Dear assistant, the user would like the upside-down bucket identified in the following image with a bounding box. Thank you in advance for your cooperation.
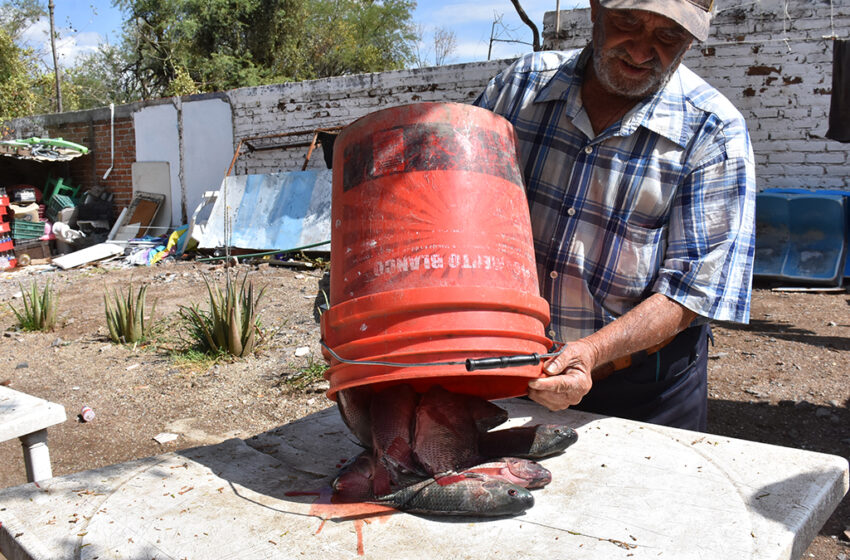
[321,102,550,401]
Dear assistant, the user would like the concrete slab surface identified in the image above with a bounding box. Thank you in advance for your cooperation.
[0,399,846,560]
[0,386,66,442]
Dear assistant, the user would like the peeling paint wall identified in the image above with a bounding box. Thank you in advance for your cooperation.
[226,61,509,175]
[544,0,850,190]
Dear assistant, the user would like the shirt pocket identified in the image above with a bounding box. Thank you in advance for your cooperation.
[597,218,666,313]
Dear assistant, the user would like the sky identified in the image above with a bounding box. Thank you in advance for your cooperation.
[18,0,590,69]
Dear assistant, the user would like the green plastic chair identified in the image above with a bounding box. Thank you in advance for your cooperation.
[44,176,80,203]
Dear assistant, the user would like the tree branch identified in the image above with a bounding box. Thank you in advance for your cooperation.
[509,0,540,51]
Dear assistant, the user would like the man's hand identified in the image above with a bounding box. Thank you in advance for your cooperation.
[526,293,698,412]
[527,339,598,411]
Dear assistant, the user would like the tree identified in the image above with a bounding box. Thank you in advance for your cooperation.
[62,44,137,108]
[0,0,44,121]
[433,26,456,66]
[114,0,417,99]
[0,0,43,40]
[0,26,38,121]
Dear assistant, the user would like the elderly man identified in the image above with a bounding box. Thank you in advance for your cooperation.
[475,0,756,431]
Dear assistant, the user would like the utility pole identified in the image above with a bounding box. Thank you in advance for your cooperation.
[48,0,63,113]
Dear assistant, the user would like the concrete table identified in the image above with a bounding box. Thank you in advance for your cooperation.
[0,399,846,560]
[0,386,67,483]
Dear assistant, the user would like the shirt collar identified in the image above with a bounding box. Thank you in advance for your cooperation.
[534,47,693,149]
[533,47,589,121]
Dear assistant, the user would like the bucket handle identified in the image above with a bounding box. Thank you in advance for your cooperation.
[320,339,561,372]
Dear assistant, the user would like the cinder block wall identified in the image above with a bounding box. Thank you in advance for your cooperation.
[543,0,850,190]
[227,61,508,175]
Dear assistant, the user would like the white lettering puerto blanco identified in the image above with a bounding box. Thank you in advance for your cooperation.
[373,253,507,278]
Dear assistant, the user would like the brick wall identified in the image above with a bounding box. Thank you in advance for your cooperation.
[543,0,850,191]
[3,105,140,213]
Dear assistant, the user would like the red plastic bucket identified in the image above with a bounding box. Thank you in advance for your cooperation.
[321,102,550,400]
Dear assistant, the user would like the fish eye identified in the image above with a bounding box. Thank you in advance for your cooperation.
[508,489,517,496]
[553,429,562,434]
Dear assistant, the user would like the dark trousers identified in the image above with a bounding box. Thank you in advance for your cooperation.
[572,324,710,431]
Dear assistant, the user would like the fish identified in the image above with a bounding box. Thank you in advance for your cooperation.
[332,451,381,502]
[412,385,481,475]
[371,471,534,517]
[463,458,551,489]
[333,383,576,514]
[478,424,578,460]
[463,394,509,432]
[336,385,374,448]
[370,384,421,478]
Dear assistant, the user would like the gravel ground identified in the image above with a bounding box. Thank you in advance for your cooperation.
[0,259,847,559]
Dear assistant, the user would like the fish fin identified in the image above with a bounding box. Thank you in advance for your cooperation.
[383,437,427,477]
[465,397,509,432]
[371,460,392,498]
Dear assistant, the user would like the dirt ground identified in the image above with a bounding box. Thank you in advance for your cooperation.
[0,258,847,559]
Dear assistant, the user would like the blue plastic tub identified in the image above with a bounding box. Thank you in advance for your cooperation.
[755,189,848,285]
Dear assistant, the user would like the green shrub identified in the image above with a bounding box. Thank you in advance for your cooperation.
[9,280,57,331]
[104,284,157,344]
[179,273,266,357]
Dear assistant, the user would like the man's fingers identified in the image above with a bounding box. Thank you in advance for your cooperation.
[527,387,567,411]
[542,352,570,375]
[528,374,569,391]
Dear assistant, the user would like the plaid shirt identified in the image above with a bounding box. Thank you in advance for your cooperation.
[475,49,756,342]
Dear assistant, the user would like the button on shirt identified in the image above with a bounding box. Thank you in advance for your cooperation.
[475,49,756,342]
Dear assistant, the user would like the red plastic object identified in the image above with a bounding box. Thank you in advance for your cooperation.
[321,102,550,401]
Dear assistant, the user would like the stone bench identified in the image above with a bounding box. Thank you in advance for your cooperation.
[0,386,67,483]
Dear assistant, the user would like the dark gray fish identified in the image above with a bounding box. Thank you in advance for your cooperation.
[372,472,534,517]
[478,424,578,460]
[464,394,509,432]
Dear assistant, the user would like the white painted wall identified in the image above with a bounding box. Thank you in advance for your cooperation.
[133,104,181,227]
[133,98,234,226]
[182,99,234,226]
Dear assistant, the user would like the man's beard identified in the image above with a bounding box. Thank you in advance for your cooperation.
[591,26,689,99]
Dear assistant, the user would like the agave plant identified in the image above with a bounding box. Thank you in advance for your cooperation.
[179,273,266,357]
[10,279,57,332]
[104,284,157,344]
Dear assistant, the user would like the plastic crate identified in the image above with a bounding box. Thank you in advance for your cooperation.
[11,220,45,240]
[14,239,51,262]
[46,194,75,222]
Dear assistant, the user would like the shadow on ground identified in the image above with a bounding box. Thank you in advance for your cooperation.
[707,396,850,537]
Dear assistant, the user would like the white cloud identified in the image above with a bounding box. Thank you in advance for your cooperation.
[416,0,591,64]
[18,17,108,67]
[56,31,104,64]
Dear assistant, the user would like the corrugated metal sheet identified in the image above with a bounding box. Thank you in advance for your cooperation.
[198,170,331,251]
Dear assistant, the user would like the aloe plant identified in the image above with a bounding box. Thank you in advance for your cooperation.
[104,284,157,344]
[179,273,266,357]
[9,280,57,331]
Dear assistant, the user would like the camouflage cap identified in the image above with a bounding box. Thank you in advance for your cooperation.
[599,0,713,42]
